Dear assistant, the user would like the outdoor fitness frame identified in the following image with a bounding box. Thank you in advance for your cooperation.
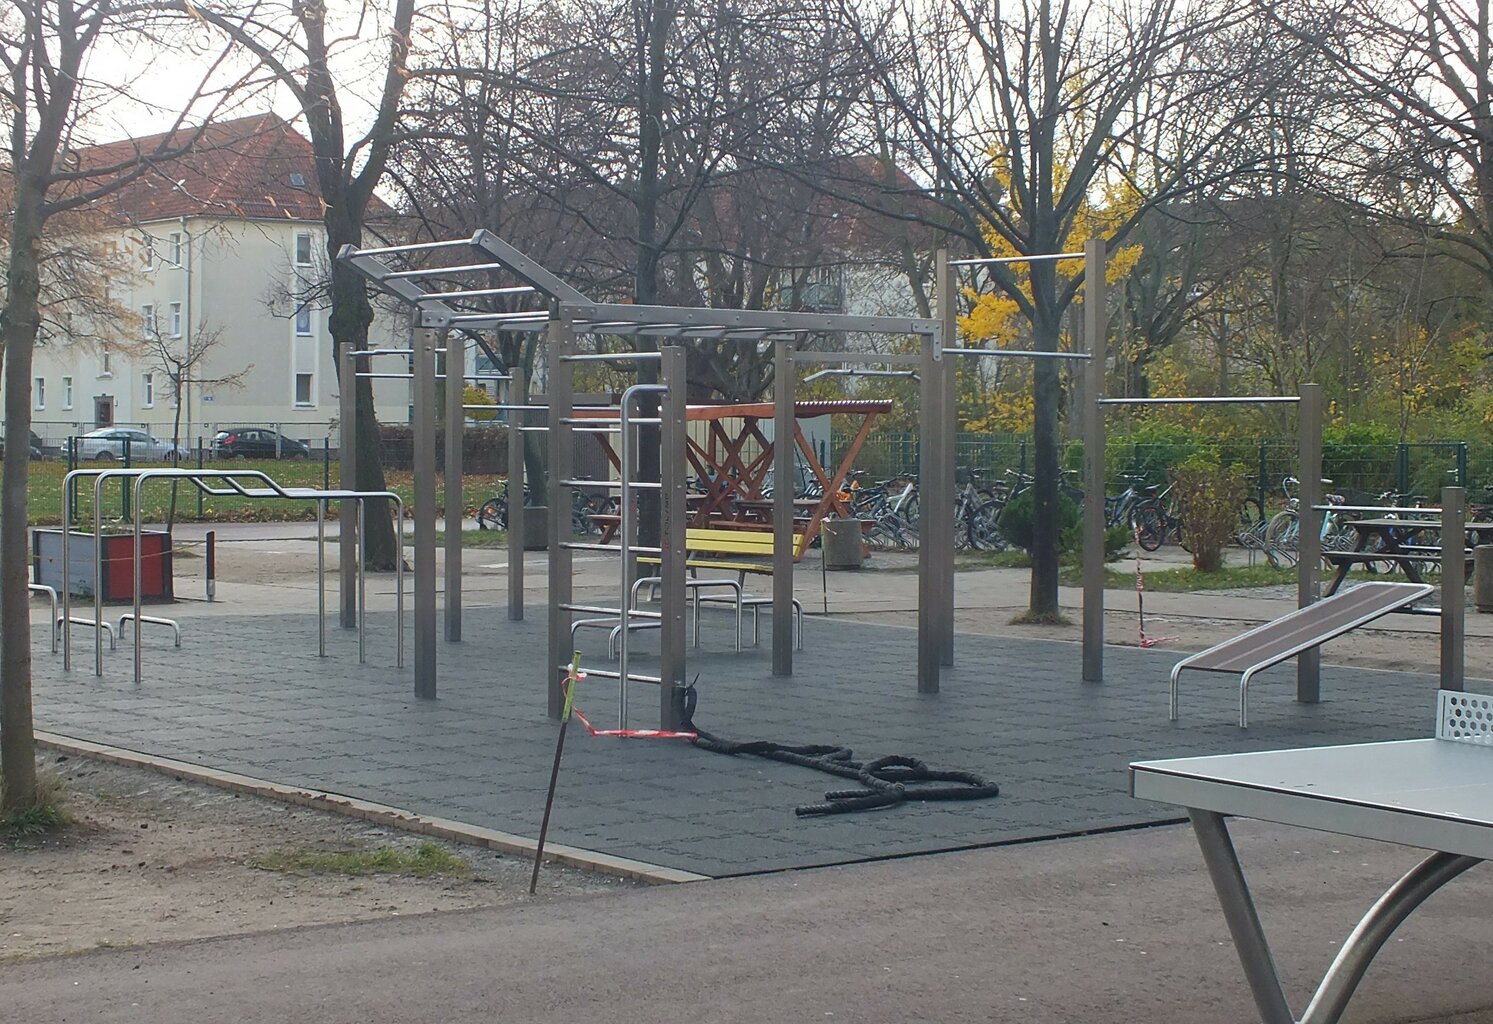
[341,231,948,727]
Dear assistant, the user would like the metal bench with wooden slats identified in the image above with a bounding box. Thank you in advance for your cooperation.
[1170,581,1435,728]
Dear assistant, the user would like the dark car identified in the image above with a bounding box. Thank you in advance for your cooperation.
[211,428,310,460]
[1,430,46,460]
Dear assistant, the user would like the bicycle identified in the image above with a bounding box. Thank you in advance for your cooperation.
[1260,476,1353,569]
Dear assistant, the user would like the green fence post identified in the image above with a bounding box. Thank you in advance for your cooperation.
[1257,442,1266,512]
[1396,443,1409,496]
[1457,442,1468,488]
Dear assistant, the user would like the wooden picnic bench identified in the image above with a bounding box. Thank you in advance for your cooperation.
[1169,581,1435,727]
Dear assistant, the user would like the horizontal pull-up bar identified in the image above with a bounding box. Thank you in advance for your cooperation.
[341,237,478,258]
[802,368,919,383]
[1099,396,1301,405]
[383,262,509,280]
[356,372,414,380]
[791,351,922,367]
[944,348,1090,360]
[346,348,413,358]
[560,351,662,363]
[419,286,536,301]
[949,252,1085,267]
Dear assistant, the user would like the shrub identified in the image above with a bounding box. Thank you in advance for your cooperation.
[998,489,1081,554]
[1171,456,1250,572]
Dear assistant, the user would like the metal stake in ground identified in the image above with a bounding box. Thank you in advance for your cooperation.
[531,652,582,895]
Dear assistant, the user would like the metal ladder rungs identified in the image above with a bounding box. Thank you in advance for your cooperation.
[575,667,663,684]
[560,603,662,618]
[559,542,663,554]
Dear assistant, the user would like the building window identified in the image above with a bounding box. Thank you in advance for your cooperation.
[34,378,44,410]
[101,351,113,377]
[63,376,73,410]
[295,304,312,336]
[142,372,155,408]
[290,172,306,188]
[295,231,313,266]
[141,304,156,338]
[170,302,182,337]
[295,372,314,407]
[169,232,182,265]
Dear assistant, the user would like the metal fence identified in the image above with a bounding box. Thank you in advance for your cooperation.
[836,431,1493,507]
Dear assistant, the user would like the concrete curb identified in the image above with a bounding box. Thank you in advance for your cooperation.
[35,730,708,886]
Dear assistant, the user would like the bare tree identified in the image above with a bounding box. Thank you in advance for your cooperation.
[0,0,239,813]
[844,0,1291,619]
[140,319,250,528]
[171,0,419,570]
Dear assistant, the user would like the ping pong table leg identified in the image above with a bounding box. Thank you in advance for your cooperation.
[1191,809,1483,1024]
[1298,850,1478,1024]
[1189,810,1297,1024]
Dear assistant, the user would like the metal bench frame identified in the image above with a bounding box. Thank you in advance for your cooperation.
[1170,581,1434,728]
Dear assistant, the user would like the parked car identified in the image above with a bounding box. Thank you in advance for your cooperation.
[211,428,310,460]
[0,431,45,460]
[64,428,189,462]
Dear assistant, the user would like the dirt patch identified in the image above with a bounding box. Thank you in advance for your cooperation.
[0,754,637,961]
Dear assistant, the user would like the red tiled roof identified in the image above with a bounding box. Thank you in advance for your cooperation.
[76,113,329,223]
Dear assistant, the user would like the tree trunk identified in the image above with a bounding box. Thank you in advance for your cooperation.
[1028,260,1063,619]
[0,190,43,812]
[328,254,399,570]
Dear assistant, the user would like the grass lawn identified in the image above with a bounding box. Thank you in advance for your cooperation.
[1083,563,1297,591]
[24,459,506,527]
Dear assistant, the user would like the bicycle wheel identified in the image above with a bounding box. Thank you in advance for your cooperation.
[476,497,506,531]
[968,500,1006,551]
[1263,510,1298,569]
[1132,504,1165,552]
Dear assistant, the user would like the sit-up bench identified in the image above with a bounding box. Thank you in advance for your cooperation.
[1170,581,1434,728]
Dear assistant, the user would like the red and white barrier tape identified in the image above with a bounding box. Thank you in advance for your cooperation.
[566,670,699,740]
[1134,529,1176,649]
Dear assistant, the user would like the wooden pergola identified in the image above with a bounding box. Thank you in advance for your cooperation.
[577,398,893,558]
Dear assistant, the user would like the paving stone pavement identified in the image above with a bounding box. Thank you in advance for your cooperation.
[31,606,1469,877]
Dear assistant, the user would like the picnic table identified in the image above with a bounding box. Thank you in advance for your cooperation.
[1323,518,1493,596]
[1131,689,1493,1024]
[573,399,893,558]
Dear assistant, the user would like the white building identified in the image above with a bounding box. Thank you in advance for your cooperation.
[30,113,407,450]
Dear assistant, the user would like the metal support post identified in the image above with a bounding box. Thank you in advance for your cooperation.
[444,331,463,642]
[338,345,358,628]
[547,318,576,719]
[940,314,956,666]
[917,294,944,693]
[659,346,689,729]
[316,502,325,656]
[508,364,526,620]
[1081,238,1107,683]
[772,339,795,677]
[1297,383,1323,702]
[1440,485,1465,691]
[413,329,439,698]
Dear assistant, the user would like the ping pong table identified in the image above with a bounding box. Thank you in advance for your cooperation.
[1130,689,1493,1024]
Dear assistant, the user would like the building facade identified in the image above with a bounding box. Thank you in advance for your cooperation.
[29,114,408,450]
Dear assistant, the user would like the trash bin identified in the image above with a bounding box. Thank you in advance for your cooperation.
[821,518,865,570]
[1475,545,1493,613]
[522,506,549,551]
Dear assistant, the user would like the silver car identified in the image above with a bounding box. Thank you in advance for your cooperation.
[65,428,189,462]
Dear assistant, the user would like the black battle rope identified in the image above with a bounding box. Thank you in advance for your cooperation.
[679,684,1000,817]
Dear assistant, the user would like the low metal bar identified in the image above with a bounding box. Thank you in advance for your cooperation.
[517,426,550,433]
[29,584,58,654]
[576,667,663,684]
[493,404,549,411]
[346,348,414,358]
[948,252,1085,266]
[560,351,663,364]
[561,417,662,425]
[356,372,415,380]
[1099,396,1301,405]
[559,479,660,490]
[118,613,181,648]
[58,616,115,650]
